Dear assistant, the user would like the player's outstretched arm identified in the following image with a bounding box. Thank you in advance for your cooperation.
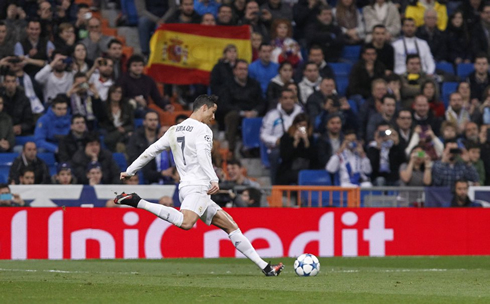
[126,128,172,176]
[120,172,131,180]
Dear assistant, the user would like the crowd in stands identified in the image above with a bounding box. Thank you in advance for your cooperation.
[2,0,490,208]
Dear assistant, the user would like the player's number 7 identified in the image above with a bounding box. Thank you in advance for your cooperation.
[177,136,186,165]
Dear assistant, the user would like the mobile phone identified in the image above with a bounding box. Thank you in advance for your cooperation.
[417,151,425,158]
[84,12,92,20]
[63,57,73,65]
[0,193,13,201]
[79,82,89,90]
[449,148,461,154]
[8,57,22,64]
[299,126,306,134]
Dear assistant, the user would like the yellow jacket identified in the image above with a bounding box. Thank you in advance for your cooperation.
[405,2,448,31]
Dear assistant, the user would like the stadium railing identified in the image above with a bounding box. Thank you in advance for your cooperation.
[269,186,361,207]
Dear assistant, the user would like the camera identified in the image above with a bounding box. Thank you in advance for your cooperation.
[84,12,92,20]
[298,126,306,134]
[63,57,73,65]
[378,129,392,137]
[79,82,89,90]
[0,193,13,201]
[8,57,22,64]
[449,148,461,154]
[417,151,425,158]
[99,58,107,66]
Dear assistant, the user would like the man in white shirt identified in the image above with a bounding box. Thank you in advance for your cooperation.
[116,95,284,276]
[298,62,322,105]
[392,18,435,75]
[34,52,74,104]
[87,57,115,101]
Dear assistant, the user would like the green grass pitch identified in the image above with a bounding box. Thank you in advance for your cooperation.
[1,257,490,303]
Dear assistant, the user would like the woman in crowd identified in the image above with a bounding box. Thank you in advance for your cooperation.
[270,19,302,68]
[420,80,445,118]
[400,146,433,186]
[276,113,316,185]
[72,42,92,73]
[266,61,295,110]
[445,10,472,65]
[333,0,365,44]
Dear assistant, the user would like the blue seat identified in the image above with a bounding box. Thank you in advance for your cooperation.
[347,99,358,115]
[329,63,352,78]
[242,118,263,149]
[298,170,331,186]
[15,136,35,147]
[336,77,349,96]
[456,63,474,79]
[37,153,56,166]
[341,45,361,63]
[0,153,19,166]
[113,153,128,171]
[436,62,454,75]
[0,167,9,183]
[259,141,270,168]
[441,82,458,108]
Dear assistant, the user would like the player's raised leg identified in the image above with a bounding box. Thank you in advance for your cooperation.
[211,209,284,276]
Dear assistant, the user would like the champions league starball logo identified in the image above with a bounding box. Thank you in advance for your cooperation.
[162,37,189,65]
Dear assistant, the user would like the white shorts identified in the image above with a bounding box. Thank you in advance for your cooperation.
[179,185,222,226]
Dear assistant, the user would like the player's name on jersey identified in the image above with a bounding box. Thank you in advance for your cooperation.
[176,125,194,132]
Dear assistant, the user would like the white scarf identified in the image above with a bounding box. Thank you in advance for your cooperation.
[374,2,388,22]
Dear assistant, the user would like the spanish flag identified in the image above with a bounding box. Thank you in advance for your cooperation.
[147,24,252,85]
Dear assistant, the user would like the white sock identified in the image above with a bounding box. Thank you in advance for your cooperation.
[137,199,183,227]
[229,229,268,270]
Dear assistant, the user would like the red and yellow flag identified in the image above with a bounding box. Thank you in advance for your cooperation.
[147,24,252,85]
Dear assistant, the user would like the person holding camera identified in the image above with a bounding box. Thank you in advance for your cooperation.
[35,51,75,104]
[0,184,25,207]
[367,122,406,186]
[432,140,480,188]
[239,1,272,43]
[326,130,372,187]
[87,57,114,101]
[399,146,433,186]
[66,72,104,130]
[366,94,397,143]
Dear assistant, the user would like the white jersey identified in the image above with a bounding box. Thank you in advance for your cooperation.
[126,118,219,188]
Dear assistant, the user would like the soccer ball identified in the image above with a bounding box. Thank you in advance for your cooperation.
[294,253,320,277]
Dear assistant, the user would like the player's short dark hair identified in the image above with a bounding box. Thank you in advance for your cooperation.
[175,114,189,124]
[107,38,122,49]
[227,159,242,167]
[245,187,262,205]
[193,95,218,112]
[71,114,86,124]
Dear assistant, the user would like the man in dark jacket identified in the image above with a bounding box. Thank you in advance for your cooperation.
[57,114,88,162]
[210,44,237,96]
[0,96,15,152]
[471,2,490,57]
[166,0,201,24]
[466,54,490,101]
[8,142,51,184]
[347,45,386,99]
[239,1,271,42]
[219,59,264,154]
[412,95,442,137]
[0,72,34,135]
[305,5,344,63]
[71,133,121,185]
[415,9,447,62]
[126,111,159,164]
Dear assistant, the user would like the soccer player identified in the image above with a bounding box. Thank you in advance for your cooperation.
[115,95,284,276]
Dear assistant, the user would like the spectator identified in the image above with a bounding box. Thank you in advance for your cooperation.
[462,122,480,146]
[332,0,366,45]
[467,54,490,102]
[395,109,413,152]
[210,44,237,97]
[58,114,88,162]
[0,96,14,153]
[71,42,92,73]
[0,21,15,58]
[421,79,445,118]
[167,0,201,24]
[251,32,263,62]
[9,142,50,184]
[81,18,113,62]
[367,122,406,185]
[34,52,75,104]
[201,13,216,25]
[315,94,358,135]
[458,0,484,31]
[0,72,34,135]
[386,73,402,103]
[235,187,262,207]
[37,1,54,39]
[305,5,344,63]
[400,54,431,108]
[135,0,177,57]
[127,111,159,163]
[412,95,442,136]
[66,72,104,130]
[363,0,401,42]
[472,3,490,58]
[53,22,76,56]
[293,0,323,39]
[365,25,395,72]
[366,95,397,143]
[248,43,279,98]
[415,9,447,62]
[451,179,481,207]
[276,113,316,185]
[98,85,135,152]
[266,61,294,111]
[87,57,115,101]
[445,10,472,65]
[306,77,337,124]
[405,124,444,160]
[3,4,27,45]
[399,145,433,186]
[286,82,301,106]
[51,162,76,184]
[433,141,480,187]
[14,19,55,76]
[359,78,388,140]
[117,54,173,118]
[141,125,176,185]
[446,92,471,134]
[440,120,459,144]
[458,81,479,117]
[347,45,386,100]
[261,0,293,21]
[466,142,485,185]
[0,184,25,206]
[85,161,103,185]
[306,46,335,80]
[298,62,322,106]
[217,5,235,26]
[393,18,435,75]
[261,88,303,184]
[239,1,271,43]
[71,133,121,185]
[270,19,302,68]
[327,130,372,187]
[73,3,90,41]
[405,0,448,31]
[105,39,126,80]
[220,60,264,155]
[34,96,71,153]
[18,167,35,185]
[317,114,344,168]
